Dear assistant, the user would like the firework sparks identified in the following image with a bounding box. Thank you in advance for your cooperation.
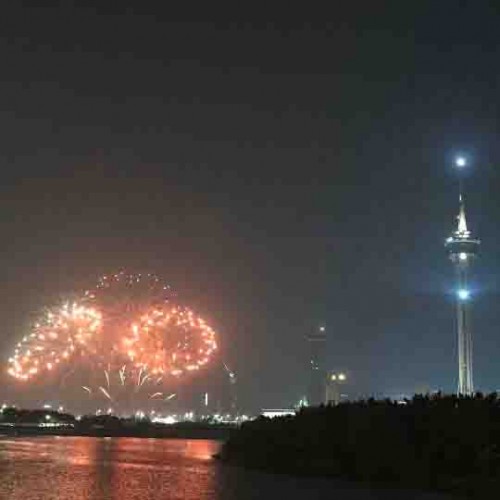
[6,272,218,408]
[99,386,112,401]
[119,365,126,386]
[7,303,102,381]
[123,305,217,377]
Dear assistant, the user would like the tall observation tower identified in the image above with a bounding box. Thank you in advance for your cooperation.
[445,156,480,396]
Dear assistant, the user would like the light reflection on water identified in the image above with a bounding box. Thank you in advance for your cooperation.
[0,437,219,499]
[0,436,452,500]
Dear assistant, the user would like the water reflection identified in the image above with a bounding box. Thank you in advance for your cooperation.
[0,437,219,500]
[0,436,451,500]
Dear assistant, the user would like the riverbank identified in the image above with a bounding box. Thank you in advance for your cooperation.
[0,408,234,440]
[219,394,500,498]
[0,424,233,440]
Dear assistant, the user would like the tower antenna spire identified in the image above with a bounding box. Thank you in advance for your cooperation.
[457,193,469,236]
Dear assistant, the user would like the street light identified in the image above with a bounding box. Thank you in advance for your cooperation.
[455,156,466,168]
[457,289,470,301]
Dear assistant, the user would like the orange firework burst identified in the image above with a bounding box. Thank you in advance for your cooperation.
[123,305,217,377]
[7,273,218,409]
[8,272,217,409]
[7,303,102,381]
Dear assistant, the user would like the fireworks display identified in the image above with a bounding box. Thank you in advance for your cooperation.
[125,305,217,376]
[8,303,102,381]
[6,272,218,408]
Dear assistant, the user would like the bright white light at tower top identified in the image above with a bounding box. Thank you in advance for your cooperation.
[457,289,470,300]
[459,253,467,261]
[455,156,467,168]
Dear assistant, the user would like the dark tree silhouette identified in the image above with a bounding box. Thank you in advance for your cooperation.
[221,393,500,497]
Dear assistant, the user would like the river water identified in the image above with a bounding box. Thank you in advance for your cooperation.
[0,436,451,499]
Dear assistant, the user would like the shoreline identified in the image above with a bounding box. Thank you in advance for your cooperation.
[0,425,234,440]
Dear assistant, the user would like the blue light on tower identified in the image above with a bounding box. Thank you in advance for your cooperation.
[455,156,467,168]
[457,289,470,301]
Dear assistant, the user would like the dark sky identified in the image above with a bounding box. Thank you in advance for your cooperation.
[1,2,500,410]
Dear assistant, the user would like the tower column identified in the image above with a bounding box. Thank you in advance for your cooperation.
[455,263,473,395]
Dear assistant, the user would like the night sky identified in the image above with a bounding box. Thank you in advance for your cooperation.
[1,2,500,411]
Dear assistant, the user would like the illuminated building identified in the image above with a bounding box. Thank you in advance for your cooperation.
[325,371,347,405]
[261,409,295,418]
[445,156,480,396]
[305,325,326,406]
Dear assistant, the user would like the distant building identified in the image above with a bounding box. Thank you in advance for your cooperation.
[223,363,238,416]
[305,326,327,406]
[261,409,295,418]
[325,371,348,405]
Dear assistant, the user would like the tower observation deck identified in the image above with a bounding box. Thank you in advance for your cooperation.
[445,158,480,396]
